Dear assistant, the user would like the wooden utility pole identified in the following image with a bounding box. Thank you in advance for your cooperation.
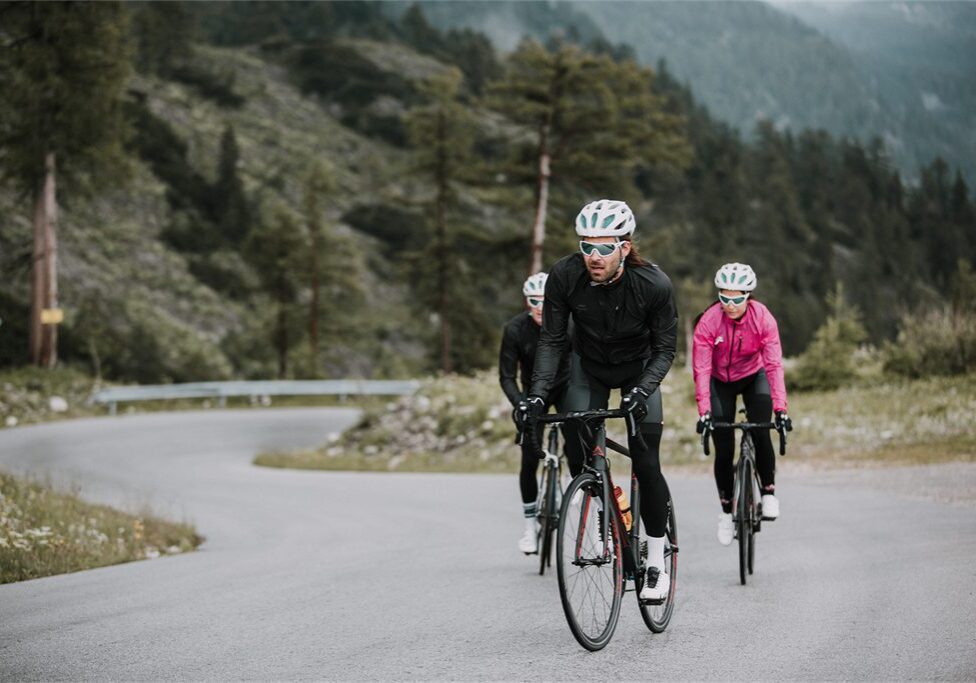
[30,152,59,367]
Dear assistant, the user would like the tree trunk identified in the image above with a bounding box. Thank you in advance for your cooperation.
[30,152,59,368]
[277,300,288,379]
[308,226,320,373]
[529,124,551,276]
[436,109,452,374]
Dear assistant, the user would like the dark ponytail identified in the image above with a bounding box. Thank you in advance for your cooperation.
[624,239,649,267]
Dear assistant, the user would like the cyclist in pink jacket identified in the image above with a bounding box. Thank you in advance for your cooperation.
[692,263,792,546]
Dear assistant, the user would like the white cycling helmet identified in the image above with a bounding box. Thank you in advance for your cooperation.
[714,263,757,291]
[522,272,548,297]
[574,199,636,238]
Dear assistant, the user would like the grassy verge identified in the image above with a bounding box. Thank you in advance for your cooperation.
[255,370,976,473]
[0,470,202,584]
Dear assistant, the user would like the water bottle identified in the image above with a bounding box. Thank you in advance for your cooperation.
[614,485,632,531]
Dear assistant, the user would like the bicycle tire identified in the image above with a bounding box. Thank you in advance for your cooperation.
[538,462,557,575]
[639,492,678,633]
[557,473,623,651]
[737,457,752,586]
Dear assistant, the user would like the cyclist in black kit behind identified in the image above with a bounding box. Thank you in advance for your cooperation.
[515,199,679,602]
[499,272,575,554]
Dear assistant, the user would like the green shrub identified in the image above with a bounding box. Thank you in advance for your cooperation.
[790,284,867,391]
[882,308,976,377]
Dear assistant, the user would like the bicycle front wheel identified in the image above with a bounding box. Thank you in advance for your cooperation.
[737,458,752,586]
[538,462,558,575]
[557,473,623,651]
[640,492,678,633]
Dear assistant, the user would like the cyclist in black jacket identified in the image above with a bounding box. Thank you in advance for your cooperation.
[499,272,574,554]
[517,199,678,602]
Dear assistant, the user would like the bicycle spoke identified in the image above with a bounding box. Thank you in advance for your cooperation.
[557,476,622,650]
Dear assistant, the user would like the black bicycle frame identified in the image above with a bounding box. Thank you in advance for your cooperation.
[533,409,645,580]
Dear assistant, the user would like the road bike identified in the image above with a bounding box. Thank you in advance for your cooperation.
[530,409,678,651]
[535,423,566,576]
[702,415,787,585]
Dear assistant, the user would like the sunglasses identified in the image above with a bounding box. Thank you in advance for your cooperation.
[527,297,544,308]
[579,240,624,257]
[718,293,749,306]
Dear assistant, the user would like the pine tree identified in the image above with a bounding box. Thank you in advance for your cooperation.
[0,1,131,368]
[487,40,689,274]
[213,125,251,243]
[245,205,306,378]
[302,162,333,376]
[405,68,476,373]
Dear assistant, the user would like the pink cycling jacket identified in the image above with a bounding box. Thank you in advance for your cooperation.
[692,300,788,415]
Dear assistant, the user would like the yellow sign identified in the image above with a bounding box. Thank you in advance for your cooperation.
[40,308,64,324]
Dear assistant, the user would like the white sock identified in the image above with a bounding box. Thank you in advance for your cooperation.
[647,535,666,570]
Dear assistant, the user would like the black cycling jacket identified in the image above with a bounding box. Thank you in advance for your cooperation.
[530,253,678,400]
[498,312,570,407]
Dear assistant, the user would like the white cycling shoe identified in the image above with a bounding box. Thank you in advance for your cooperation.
[518,518,539,554]
[639,566,670,602]
[761,494,780,520]
[717,512,734,546]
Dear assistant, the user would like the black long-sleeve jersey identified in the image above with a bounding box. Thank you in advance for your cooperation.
[530,253,678,401]
[498,312,570,407]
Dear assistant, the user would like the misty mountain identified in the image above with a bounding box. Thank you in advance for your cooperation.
[395,0,975,184]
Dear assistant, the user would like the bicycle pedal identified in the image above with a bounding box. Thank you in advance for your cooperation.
[639,597,666,606]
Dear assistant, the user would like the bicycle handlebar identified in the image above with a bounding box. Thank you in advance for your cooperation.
[702,421,788,457]
[522,408,648,455]
[531,408,631,424]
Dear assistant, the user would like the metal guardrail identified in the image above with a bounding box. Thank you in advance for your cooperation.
[89,380,421,415]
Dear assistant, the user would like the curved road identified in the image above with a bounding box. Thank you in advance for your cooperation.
[1,409,974,680]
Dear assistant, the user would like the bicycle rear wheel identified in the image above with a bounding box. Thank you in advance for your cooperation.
[538,462,558,575]
[557,473,623,651]
[737,458,752,586]
[639,492,678,633]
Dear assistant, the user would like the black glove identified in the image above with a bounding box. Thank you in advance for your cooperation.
[775,411,793,432]
[620,387,650,425]
[514,395,546,429]
[696,412,713,435]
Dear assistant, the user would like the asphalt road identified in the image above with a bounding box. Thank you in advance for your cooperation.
[1,409,974,680]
